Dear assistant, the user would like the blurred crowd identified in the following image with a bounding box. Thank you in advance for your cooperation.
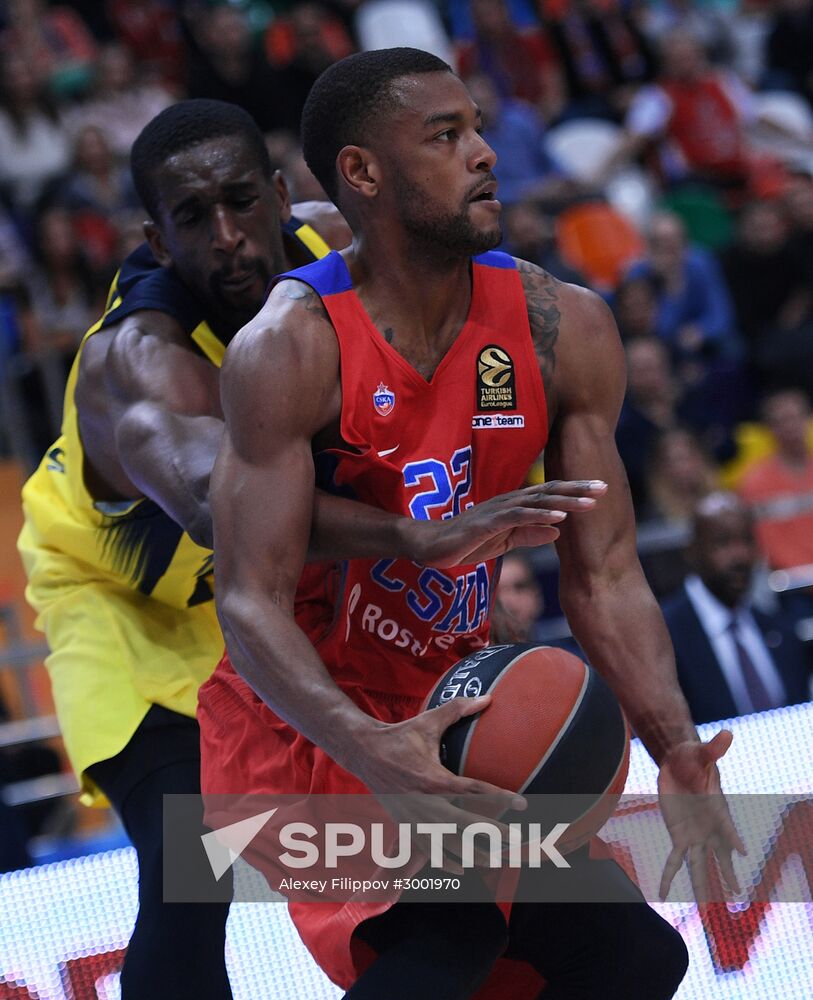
[0,0,813,733]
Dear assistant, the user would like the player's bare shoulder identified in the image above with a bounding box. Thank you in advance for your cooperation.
[228,276,337,366]
[515,257,624,415]
[221,277,341,443]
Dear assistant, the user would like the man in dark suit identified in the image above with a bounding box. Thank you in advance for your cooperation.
[662,492,812,724]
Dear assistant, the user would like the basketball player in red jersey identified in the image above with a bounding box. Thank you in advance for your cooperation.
[199,50,743,999]
[20,97,592,1000]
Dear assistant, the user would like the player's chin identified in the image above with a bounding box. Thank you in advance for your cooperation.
[467,204,502,248]
[216,274,267,313]
[474,223,502,253]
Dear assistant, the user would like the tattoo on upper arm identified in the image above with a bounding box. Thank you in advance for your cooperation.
[384,327,394,344]
[516,259,561,406]
[278,280,330,319]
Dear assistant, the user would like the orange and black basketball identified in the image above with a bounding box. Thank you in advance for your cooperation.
[423,643,630,850]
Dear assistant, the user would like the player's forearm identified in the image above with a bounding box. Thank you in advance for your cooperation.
[218,590,382,773]
[117,404,223,548]
[308,490,414,563]
[561,566,698,765]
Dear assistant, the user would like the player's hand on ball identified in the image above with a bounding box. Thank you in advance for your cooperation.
[411,480,607,568]
[656,730,746,903]
[354,694,524,871]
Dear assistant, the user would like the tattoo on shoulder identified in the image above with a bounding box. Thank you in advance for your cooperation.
[278,280,329,318]
[515,259,561,404]
[384,327,394,344]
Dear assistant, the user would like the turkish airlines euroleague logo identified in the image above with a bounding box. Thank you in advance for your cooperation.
[477,345,516,411]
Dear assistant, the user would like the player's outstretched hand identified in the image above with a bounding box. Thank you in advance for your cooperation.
[354,694,525,870]
[656,731,747,903]
[412,480,608,568]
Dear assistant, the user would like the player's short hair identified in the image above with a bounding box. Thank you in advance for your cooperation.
[301,47,452,203]
[131,99,272,220]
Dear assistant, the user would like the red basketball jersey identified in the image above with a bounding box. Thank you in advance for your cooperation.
[200,250,551,995]
[287,249,549,700]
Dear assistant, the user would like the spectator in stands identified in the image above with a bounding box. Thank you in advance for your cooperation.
[59,125,139,219]
[722,198,812,348]
[644,427,718,525]
[57,125,140,273]
[662,491,811,723]
[493,550,545,641]
[0,54,71,220]
[264,3,354,130]
[617,333,741,510]
[455,0,563,116]
[0,205,30,292]
[25,207,104,359]
[739,388,813,572]
[722,199,813,394]
[65,43,174,162]
[784,171,813,266]
[765,0,813,109]
[641,0,735,67]
[617,337,682,510]
[105,0,186,89]
[613,272,660,341]
[0,0,97,98]
[465,74,567,205]
[626,210,741,367]
[502,199,586,283]
[606,30,758,194]
[544,0,657,121]
[185,3,300,133]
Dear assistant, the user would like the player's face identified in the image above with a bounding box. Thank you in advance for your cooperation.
[381,73,501,257]
[149,135,286,332]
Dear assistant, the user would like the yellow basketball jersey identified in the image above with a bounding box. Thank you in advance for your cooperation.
[18,220,330,804]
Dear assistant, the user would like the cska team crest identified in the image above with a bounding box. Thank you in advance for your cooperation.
[373,382,396,416]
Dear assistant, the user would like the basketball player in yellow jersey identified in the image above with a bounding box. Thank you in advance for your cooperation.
[18,100,597,998]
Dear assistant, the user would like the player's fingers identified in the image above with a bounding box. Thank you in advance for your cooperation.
[719,807,747,856]
[461,776,525,806]
[701,729,734,765]
[518,494,599,512]
[487,507,568,528]
[442,855,464,875]
[716,845,742,896]
[504,526,560,549]
[688,844,709,904]
[527,480,608,497]
[423,695,492,733]
[447,773,526,814]
[659,845,685,901]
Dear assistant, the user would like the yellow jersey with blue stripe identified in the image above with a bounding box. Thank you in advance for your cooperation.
[17,218,330,805]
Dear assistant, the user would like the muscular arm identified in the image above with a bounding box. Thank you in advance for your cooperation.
[212,283,383,772]
[518,261,697,764]
[100,311,225,549]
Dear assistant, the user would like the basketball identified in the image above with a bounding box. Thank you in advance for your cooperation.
[423,643,630,849]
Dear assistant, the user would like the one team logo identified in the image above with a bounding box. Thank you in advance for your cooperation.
[476,345,517,410]
[373,382,396,416]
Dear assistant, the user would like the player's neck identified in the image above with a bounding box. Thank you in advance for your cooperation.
[349,232,473,341]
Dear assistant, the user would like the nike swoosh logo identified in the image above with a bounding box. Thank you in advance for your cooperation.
[378,445,400,457]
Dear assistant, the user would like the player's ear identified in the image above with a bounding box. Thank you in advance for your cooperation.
[272,169,292,224]
[337,145,379,200]
[143,221,172,269]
